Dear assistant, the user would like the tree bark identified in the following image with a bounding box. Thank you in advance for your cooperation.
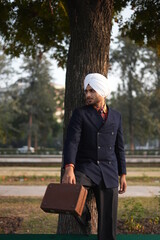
[57,0,113,234]
[128,73,134,151]
[27,114,32,150]
[34,133,38,152]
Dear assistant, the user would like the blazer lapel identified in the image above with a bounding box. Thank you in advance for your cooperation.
[85,105,104,130]
[100,107,114,131]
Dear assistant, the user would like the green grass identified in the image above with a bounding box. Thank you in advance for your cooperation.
[0,175,160,186]
[0,197,159,234]
[0,175,60,185]
[0,166,160,185]
[118,197,160,220]
[126,176,160,186]
[0,197,58,234]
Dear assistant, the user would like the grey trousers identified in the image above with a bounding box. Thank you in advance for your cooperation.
[75,170,118,240]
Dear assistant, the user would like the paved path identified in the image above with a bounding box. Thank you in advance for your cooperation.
[0,155,160,163]
[0,185,159,197]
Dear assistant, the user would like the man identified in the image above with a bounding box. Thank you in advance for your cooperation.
[62,73,127,240]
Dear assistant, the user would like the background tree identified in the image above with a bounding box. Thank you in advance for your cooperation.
[1,1,159,66]
[110,37,139,150]
[110,38,160,150]
[0,98,19,146]
[0,45,13,86]
[120,0,160,55]
[0,57,64,149]
[140,48,160,148]
[0,0,70,68]
[16,56,56,150]
[109,87,154,150]
[0,45,16,145]
[110,37,154,150]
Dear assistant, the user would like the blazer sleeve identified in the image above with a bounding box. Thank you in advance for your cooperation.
[63,108,82,166]
[115,114,127,176]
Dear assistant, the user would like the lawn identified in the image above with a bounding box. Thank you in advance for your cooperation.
[0,197,58,234]
[0,166,160,186]
[0,196,160,234]
[0,166,160,235]
[0,175,60,185]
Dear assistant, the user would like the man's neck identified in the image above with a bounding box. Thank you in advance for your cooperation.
[93,102,107,114]
[94,101,105,109]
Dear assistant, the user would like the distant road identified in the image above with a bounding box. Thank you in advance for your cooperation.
[0,155,160,166]
[0,155,61,166]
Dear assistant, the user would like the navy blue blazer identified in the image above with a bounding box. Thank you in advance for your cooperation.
[63,105,126,188]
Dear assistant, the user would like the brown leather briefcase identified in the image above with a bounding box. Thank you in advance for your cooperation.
[40,183,88,217]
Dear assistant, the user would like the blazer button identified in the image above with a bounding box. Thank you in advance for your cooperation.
[110,146,112,150]
[97,161,100,164]
[98,146,101,149]
[112,132,114,135]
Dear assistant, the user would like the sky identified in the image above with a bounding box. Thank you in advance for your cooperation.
[3,5,133,92]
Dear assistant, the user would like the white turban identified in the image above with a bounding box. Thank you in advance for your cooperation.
[84,73,110,98]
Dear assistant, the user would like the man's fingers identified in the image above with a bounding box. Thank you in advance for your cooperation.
[62,176,76,184]
[119,189,125,194]
[72,177,76,184]
[68,176,74,184]
[118,188,125,194]
[119,182,127,194]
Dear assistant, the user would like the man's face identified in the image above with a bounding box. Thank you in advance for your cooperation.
[84,85,104,106]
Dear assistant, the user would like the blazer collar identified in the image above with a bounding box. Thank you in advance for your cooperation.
[86,105,114,130]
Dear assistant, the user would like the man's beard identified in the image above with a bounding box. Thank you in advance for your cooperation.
[86,98,95,105]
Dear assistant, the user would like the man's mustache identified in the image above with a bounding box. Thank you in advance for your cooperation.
[86,97,92,100]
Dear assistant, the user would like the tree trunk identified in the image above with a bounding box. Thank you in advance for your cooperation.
[27,114,32,150]
[57,0,113,234]
[128,74,134,151]
[34,133,38,152]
